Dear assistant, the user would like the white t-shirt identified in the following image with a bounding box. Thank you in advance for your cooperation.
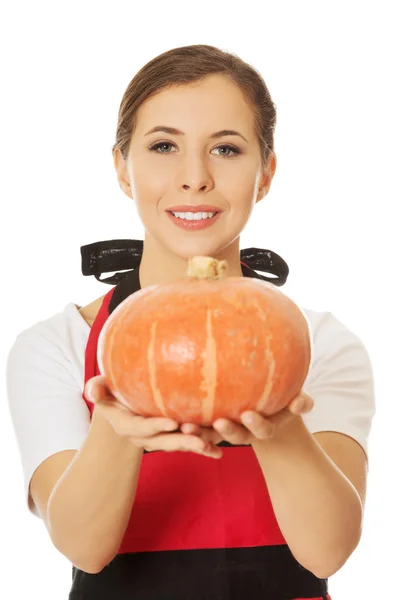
[6,302,376,518]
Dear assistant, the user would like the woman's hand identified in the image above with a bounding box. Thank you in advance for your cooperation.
[180,392,314,446]
[84,375,223,458]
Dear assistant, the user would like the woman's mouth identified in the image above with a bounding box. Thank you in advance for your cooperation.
[166,210,222,231]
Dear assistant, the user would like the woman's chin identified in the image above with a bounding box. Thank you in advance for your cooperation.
[171,243,225,262]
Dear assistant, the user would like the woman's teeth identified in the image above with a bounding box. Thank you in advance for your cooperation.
[171,211,217,220]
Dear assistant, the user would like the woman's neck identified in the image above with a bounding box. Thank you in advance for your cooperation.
[138,234,244,289]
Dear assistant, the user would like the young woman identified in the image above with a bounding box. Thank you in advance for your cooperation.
[6,44,375,600]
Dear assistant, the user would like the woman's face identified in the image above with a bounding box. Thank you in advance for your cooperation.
[114,73,276,260]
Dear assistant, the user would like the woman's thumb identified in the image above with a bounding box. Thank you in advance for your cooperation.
[84,376,109,403]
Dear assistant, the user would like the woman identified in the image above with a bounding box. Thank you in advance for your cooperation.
[6,44,375,599]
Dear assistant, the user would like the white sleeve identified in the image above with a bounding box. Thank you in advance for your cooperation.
[302,312,376,465]
[6,329,91,518]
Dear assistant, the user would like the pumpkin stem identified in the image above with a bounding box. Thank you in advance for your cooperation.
[186,256,229,280]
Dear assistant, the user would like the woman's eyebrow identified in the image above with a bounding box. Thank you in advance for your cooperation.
[144,126,248,143]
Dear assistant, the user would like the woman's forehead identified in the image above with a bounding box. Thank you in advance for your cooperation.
[135,77,254,136]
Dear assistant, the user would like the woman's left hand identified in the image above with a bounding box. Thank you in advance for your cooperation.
[180,392,314,446]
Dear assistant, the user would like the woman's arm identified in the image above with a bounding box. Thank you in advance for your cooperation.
[46,374,222,574]
[47,406,143,573]
[251,414,365,579]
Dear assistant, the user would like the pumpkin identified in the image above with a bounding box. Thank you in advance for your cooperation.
[97,256,312,425]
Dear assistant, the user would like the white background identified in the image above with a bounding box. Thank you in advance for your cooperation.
[1,1,398,598]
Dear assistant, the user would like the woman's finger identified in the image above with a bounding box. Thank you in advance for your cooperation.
[180,423,223,445]
[213,418,251,445]
[84,375,112,402]
[138,432,223,458]
[288,392,314,414]
[95,398,179,437]
[143,432,206,452]
[180,423,200,435]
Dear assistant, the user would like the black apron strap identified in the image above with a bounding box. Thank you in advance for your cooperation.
[81,239,289,286]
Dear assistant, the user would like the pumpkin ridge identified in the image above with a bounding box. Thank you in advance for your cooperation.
[200,308,217,424]
[256,334,276,414]
[148,320,167,416]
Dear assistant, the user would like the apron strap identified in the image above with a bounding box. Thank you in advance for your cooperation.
[81,239,289,286]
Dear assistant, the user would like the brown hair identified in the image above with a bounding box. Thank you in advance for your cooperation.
[112,44,277,167]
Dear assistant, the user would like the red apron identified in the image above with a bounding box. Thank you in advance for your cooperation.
[69,268,332,600]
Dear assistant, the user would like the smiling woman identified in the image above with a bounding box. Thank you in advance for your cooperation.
[6,43,375,600]
[112,68,277,284]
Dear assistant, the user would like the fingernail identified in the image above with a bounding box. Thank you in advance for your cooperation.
[165,421,178,431]
[85,381,95,402]
[294,398,305,412]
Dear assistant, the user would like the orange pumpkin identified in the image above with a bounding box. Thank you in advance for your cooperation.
[98,256,311,425]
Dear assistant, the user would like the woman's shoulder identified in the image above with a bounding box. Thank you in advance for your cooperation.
[78,294,107,327]
[7,293,109,372]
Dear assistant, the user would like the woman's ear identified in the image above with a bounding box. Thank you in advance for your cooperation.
[256,152,277,203]
[113,148,133,199]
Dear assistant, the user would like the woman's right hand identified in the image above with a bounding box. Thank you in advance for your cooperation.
[84,375,223,459]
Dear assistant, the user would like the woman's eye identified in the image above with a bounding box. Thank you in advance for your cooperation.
[150,142,175,153]
[149,142,240,156]
[212,145,240,157]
